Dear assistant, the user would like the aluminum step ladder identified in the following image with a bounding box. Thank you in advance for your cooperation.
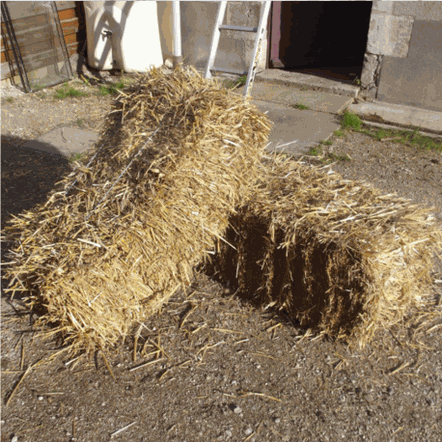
[204,1,271,98]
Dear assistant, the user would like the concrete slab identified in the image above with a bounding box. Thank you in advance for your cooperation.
[256,69,359,98]
[19,100,340,160]
[241,82,352,114]
[253,99,341,155]
[348,101,442,135]
[23,127,99,158]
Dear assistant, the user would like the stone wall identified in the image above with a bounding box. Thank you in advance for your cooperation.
[180,1,267,74]
[361,1,442,112]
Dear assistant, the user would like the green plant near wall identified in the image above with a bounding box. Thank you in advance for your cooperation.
[98,80,126,96]
[223,74,248,90]
[235,75,247,87]
[341,111,362,131]
[339,111,441,153]
[370,127,442,152]
[54,85,89,99]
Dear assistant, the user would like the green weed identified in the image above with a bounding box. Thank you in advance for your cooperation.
[54,85,89,99]
[329,153,351,162]
[292,103,309,110]
[98,80,126,96]
[223,75,248,90]
[69,153,85,163]
[374,129,388,140]
[341,111,362,131]
[320,140,333,146]
[236,75,247,87]
[308,140,351,163]
[30,83,47,92]
[407,132,442,152]
[307,145,323,157]
[363,127,442,152]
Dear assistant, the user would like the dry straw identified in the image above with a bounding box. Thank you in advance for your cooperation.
[2,65,272,354]
[207,154,442,346]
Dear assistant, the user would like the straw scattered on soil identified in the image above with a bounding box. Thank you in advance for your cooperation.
[2,65,272,355]
[206,153,442,346]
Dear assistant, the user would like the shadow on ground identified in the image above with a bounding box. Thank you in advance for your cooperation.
[1,135,72,296]
[1,135,71,227]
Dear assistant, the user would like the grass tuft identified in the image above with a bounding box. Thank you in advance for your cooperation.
[363,127,442,152]
[341,112,362,131]
[98,80,126,96]
[308,145,323,157]
[292,103,309,110]
[69,153,85,163]
[54,85,89,100]
[320,140,333,146]
[223,75,248,90]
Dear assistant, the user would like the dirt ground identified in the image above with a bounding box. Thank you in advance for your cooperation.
[1,81,442,442]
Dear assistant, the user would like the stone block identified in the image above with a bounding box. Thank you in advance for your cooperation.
[367,14,414,57]
[226,1,261,27]
[393,2,442,21]
[378,20,442,112]
[361,53,378,85]
[372,1,394,14]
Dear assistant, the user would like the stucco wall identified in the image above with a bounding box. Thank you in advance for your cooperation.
[361,1,442,112]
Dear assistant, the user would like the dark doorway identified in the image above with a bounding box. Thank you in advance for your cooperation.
[270,1,372,84]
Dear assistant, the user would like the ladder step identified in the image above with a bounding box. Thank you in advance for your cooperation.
[204,1,271,97]
[210,67,248,75]
[218,25,258,32]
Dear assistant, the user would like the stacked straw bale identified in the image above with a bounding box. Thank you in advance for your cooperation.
[2,66,272,354]
[208,154,442,345]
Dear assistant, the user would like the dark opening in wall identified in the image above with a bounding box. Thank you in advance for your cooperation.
[271,1,373,84]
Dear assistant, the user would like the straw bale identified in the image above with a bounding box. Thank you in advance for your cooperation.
[2,65,272,354]
[207,155,442,345]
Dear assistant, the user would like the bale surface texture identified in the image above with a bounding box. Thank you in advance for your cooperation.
[208,155,442,345]
[2,66,272,354]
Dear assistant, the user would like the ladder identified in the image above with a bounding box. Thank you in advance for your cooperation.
[204,1,271,98]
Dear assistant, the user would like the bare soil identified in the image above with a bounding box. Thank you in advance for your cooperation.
[1,84,442,442]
